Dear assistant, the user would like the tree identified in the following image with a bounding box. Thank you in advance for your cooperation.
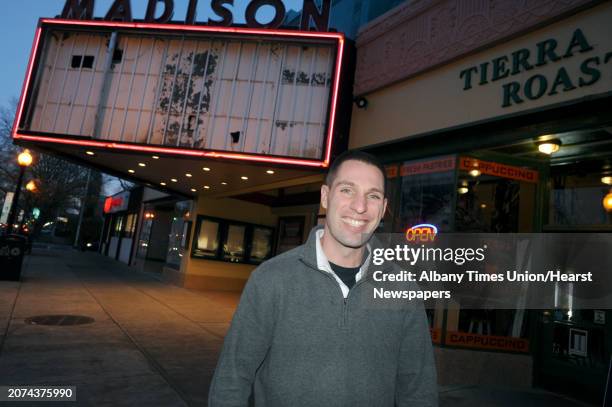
[0,101,103,240]
[0,99,20,198]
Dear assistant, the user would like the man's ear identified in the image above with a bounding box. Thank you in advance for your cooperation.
[383,198,388,217]
[321,184,329,210]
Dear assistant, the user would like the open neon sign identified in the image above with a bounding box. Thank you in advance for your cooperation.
[405,223,438,243]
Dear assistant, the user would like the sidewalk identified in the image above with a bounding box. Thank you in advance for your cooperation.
[0,246,594,406]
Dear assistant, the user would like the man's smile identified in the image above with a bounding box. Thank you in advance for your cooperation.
[341,217,368,228]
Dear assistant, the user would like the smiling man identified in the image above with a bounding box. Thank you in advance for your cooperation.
[209,150,438,407]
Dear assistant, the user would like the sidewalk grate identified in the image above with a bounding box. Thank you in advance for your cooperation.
[24,315,95,326]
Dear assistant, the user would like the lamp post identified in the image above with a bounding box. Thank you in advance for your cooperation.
[5,150,33,235]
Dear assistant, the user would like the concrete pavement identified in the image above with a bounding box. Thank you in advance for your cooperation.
[0,245,595,406]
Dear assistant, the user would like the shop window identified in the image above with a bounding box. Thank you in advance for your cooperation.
[223,224,246,262]
[398,156,455,232]
[192,215,274,264]
[193,219,221,259]
[548,319,606,368]
[113,216,124,237]
[249,227,273,264]
[548,169,612,228]
[456,309,529,337]
[443,309,531,353]
[455,157,536,233]
[276,216,304,254]
[136,217,153,259]
[123,213,137,238]
[166,201,192,270]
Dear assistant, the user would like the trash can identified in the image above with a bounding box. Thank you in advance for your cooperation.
[0,234,26,281]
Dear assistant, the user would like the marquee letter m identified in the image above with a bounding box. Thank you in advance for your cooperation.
[61,0,94,19]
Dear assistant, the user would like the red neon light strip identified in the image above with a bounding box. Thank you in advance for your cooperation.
[324,37,344,166]
[14,19,344,169]
[39,18,344,41]
[12,26,42,138]
[12,134,327,168]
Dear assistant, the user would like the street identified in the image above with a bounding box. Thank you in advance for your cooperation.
[0,246,594,406]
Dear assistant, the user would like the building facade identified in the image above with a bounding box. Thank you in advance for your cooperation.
[350,0,612,401]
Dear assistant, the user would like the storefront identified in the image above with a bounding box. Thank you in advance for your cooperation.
[131,188,190,275]
[100,188,142,264]
[13,10,353,292]
[350,0,612,402]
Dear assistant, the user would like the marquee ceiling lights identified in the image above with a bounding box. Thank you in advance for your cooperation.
[601,176,612,185]
[458,180,469,195]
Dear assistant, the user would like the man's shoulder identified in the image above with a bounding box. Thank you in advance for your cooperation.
[251,245,307,279]
[258,245,305,269]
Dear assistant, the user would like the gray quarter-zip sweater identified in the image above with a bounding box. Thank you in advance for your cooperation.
[209,227,438,406]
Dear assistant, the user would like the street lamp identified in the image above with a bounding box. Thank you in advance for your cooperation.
[25,180,37,192]
[5,150,33,235]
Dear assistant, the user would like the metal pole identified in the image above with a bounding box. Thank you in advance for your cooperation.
[93,32,119,138]
[5,166,26,235]
[73,169,92,248]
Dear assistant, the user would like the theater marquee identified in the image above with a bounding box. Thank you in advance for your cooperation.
[13,18,345,168]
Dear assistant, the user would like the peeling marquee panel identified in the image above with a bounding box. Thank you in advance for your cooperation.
[15,19,344,166]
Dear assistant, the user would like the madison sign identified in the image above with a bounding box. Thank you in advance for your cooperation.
[61,0,331,31]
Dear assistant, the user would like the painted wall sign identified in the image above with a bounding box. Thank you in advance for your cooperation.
[349,3,612,150]
[446,331,530,353]
[61,0,331,31]
[385,164,398,179]
[459,157,539,184]
[459,28,612,107]
[400,156,455,177]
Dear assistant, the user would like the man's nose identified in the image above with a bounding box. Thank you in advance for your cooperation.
[350,194,367,213]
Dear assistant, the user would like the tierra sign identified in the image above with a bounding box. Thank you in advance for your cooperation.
[61,0,331,31]
[459,28,612,108]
